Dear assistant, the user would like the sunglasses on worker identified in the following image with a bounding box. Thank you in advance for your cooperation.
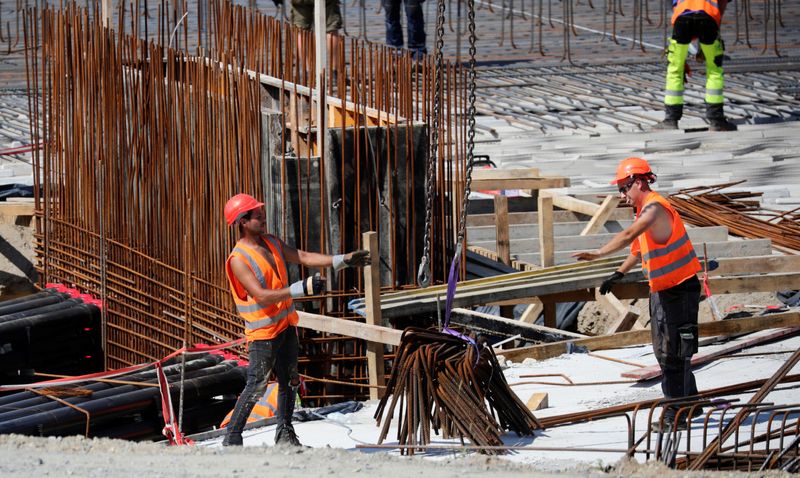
[618,178,636,194]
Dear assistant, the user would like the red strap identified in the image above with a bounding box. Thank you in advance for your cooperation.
[155,362,194,446]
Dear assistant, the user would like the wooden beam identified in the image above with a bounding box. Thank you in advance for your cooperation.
[470,176,569,191]
[541,191,603,216]
[363,232,386,399]
[501,311,800,363]
[519,299,544,324]
[581,195,621,236]
[538,195,554,268]
[471,168,541,180]
[467,209,632,227]
[297,312,401,346]
[595,288,640,334]
[621,328,800,381]
[494,195,511,266]
[710,255,800,276]
[449,307,586,343]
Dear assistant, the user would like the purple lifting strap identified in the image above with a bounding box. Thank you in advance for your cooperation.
[442,248,479,358]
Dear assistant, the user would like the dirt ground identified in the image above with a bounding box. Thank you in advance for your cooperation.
[0,434,792,478]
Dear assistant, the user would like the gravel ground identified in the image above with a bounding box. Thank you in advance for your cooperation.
[0,434,791,478]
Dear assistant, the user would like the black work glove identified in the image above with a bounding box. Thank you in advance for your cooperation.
[272,0,283,6]
[344,250,371,268]
[599,271,624,295]
[290,273,325,298]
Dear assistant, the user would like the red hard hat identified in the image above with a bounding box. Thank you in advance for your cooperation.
[611,157,653,184]
[224,193,264,226]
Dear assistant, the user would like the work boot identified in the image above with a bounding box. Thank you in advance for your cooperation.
[706,103,737,131]
[222,432,243,446]
[652,104,683,130]
[274,423,302,447]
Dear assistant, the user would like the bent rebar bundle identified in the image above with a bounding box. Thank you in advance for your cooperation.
[374,327,541,455]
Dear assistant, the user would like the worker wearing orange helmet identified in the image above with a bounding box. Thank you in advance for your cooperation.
[221,193,370,447]
[573,158,702,430]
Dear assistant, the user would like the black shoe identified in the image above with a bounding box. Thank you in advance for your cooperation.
[652,417,687,432]
[222,432,243,446]
[709,118,737,131]
[652,119,679,130]
[274,424,302,447]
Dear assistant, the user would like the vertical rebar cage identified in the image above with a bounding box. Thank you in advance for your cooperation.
[24,1,467,377]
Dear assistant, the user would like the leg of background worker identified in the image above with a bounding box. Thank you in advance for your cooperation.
[653,39,689,130]
[701,39,737,131]
[223,340,275,446]
[405,0,427,59]
[274,327,302,446]
[384,0,404,49]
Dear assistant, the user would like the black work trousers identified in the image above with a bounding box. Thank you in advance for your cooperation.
[224,326,300,440]
[650,275,701,400]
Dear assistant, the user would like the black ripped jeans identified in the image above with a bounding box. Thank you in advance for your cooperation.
[224,326,300,440]
[650,276,701,400]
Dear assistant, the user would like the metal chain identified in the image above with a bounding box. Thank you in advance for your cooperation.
[455,0,478,252]
[417,0,448,288]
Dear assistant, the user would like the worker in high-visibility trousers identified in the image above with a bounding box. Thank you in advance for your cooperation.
[653,0,737,132]
[573,158,703,430]
[221,193,370,447]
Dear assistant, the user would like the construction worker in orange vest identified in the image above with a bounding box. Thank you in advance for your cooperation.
[573,157,702,430]
[653,0,737,132]
[221,193,370,446]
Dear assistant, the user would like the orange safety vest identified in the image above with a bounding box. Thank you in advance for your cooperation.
[671,0,722,26]
[219,381,279,428]
[225,234,299,341]
[633,192,701,293]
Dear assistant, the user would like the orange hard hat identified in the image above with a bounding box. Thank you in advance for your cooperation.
[611,157,653,184]
[224,193,264,226]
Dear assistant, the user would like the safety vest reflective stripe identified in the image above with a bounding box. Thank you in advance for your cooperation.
[672,0,721,25]
[243,304,296,330]
[642,232,691,262]
[706,88,723,96]
[233,247,267,288]
[648,248,698,280]
[665,89,684,96]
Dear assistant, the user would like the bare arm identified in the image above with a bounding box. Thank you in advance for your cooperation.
[617,251,641,273]
[281,241,334,268]
[229,256,293,306]
[572,204,660,261]
[719,0,728,16]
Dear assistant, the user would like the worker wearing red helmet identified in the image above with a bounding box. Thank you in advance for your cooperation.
[573,158,702,430]
[221,193,370,447]
[653,0,737,131]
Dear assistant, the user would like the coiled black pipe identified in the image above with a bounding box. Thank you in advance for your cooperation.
[0,292,71,317]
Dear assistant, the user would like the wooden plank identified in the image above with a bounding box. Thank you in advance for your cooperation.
[363,232,386,399]
[472,227,730,254]
[0,202,35,217]
[526,392,549,411]
[470,176,569,191]
[471,168,541,180]
[468,220,634,242]
[501,311,800,363]
[596,288,640,334]
[466,209,632,227]
[494,195,511,266]
[710,255,800,276]
[541,191,603,216]
[297,311,402,346]
[538,195,554,268]
[519,299,544,324]
[581,195,621,236]
[621,328,800,381]
[449,307,586,342]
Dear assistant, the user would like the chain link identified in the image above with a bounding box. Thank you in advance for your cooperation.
[456,0,478,248]
[417,0,448,288]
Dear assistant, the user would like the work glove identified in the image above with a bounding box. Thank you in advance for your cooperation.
[289,273,325,298]
[272,0,283,6]
[332,250,371,271]
[599,271,624,295]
